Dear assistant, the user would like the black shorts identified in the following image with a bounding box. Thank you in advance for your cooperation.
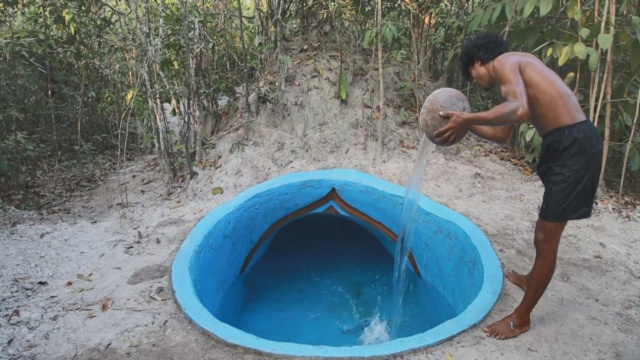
[536,120,603,222]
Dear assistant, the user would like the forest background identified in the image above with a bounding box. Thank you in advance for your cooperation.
[1,0,639,208]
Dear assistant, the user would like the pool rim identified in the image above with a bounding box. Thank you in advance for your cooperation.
[171,168,503,358]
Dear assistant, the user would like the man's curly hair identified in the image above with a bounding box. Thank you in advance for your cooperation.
[460,32,510,81]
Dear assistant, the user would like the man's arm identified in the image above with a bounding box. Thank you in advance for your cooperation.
[435,56,530,144]
[470,125,514,144]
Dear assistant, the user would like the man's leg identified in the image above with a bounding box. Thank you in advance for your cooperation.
[483,218,567,340]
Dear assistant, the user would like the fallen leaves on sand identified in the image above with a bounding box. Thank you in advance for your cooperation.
[101,297,113,312]
[170,202,184,209]
[77,273,93,282]
[400,139,416,149]
[8,309,20,322]
[149,286,170,302]
[23,342,38,351]
[124,336,140,354]
[71,286,94,294]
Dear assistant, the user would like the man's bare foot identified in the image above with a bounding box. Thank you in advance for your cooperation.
[482,313,530,340]
[505,269,529,291]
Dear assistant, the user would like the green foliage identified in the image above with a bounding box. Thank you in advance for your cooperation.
[363,20,407,50]
[0,0,252,203]
[1,0,639,201]
[516,124,542,164]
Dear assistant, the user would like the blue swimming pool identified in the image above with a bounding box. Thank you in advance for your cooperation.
[172,169,502,357]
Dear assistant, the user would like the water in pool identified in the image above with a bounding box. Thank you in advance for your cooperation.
[214,213,455,346]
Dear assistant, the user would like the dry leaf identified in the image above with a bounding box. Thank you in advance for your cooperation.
[65,281,73,287]
[101,297,113,312]
[76,273,93,281]
[316,67,324,76]
[124,336,140,349]
[400,139,416,149]
[211,187,224,195]
[23,342,38,351]
[170,202,184,209]
[72,286,94,294]
[446,351,454,360]
[150,286,170,302]
[9,309,19,321]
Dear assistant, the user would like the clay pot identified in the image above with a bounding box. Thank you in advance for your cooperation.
[419,88,471,146]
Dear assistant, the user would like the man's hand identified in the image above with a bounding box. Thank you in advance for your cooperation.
[434,111,469,145]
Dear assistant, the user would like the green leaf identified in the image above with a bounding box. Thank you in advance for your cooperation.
[526,127,535,142]
[567,0,577,18]
[558,45,571,66]
[539,0,553,16]
[579,28,590,40]
[533,132,542,149]
[523,26,541,48]
[519,124,528,137]
[631,42,640,73]
[467,9,484,33]
[339,71,347,101]
[588,51,599,72]
[492,3,503,23]
[546,46,553,58]
[597,33,613,50]
[573,42,587,59]
[564,72,575,85]
[630,150,640,172]
[505,2,514,20]
[482,4,495,24]
[383,27,393,46]
[523,0,536,19]
[632,16,640,42]
[363,29,374,48]
[622,112,632,126]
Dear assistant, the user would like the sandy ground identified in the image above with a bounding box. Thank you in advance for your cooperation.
[1,51,639,360]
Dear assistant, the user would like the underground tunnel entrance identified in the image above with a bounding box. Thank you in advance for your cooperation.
[214,213,456,346]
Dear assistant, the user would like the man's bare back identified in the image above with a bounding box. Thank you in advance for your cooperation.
[494,52,586,135]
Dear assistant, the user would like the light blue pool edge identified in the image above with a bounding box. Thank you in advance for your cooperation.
[171,169,503,357]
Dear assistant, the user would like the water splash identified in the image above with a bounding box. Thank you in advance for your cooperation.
[389,135,435,337]
[359,314,390,345]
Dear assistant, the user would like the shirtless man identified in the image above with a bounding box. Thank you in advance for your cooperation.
[435,32,603,340]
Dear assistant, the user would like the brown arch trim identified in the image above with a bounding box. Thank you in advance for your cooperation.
[240,188,422,277]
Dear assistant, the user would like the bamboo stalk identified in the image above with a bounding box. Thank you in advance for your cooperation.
[589,0,603,122]
[619,87,640,198]
[598,0,616,187]
[376,0,384,157]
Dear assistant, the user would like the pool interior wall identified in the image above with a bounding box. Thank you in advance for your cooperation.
[172,169,503,357]
[215,214,456,345]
